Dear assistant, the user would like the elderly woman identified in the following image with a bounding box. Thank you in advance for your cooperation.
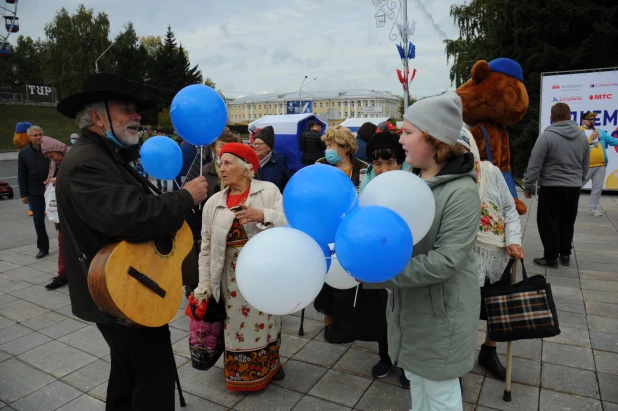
[457,129,524,382]
[41,136,69,290]
[316,125,368,186]
[193,143,288,392]
[252,126,291,193]
[314,126,368,343]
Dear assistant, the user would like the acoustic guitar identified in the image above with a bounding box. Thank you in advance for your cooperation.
[88,222,193,327]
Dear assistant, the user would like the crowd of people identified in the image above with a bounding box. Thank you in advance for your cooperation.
[13,71,608,411]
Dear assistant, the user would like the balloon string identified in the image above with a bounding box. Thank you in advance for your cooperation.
[198,146,204,211]
[353,284,359,308]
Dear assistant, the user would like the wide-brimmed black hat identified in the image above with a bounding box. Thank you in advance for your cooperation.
[57,73,156,119]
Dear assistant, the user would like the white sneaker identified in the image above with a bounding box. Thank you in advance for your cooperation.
[588,209,603,217]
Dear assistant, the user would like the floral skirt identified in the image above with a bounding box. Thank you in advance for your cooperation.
[221,246,282,392]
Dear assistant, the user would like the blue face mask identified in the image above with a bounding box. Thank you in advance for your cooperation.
[104,130,128,149]
[325,149,343,165]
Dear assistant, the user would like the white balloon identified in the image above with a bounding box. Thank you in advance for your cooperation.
[235,227,327,315]
[359,170,435,245]
[324,244,357,290]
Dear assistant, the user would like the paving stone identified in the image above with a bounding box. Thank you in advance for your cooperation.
[1,266,46,281]
[351,340,379,353]
[19,311,67,331]
[496,338,542,361]
[279,334,311,358]
[169,313,190,331]
[281,316,323,339]
[542,341,595,370]
[27,259,58,274]
[580,270,618,282]
[87,381,107,402]
[172,336,190,358]
[590,331,618,353]
[38,318,88,339]
[355,380,411,411]
[176,364,246,407]
[26,273,57,286]
[62,359,111,392]
[0,324,32,344]
[11,380,82,411]
[0,294,17,306]
[293,340,347,368]
[544,326,591,348]
[461,372,484,404]
[594,350,618,375]
[0,281,31,294]
[234,384,303,411]
[55,395,106,411]
[541,363,599,399]
[0,300,49,322]
[0,261,20,274]
[17,340,68,364]
[578,261,618,273]
[583,289,618,304]
[32,345,97,378]
[312,329,353,347]
[539,388,602,410]
[332,347,379,379]
[585,302,618,318]
[290,395,351,411]
[58,325,110,358]
[602,402,618,411]
[0,315,15,330]
[28,290,71,310]
[0,331,51,355]
[478,378,540,410]
[598,373,618,403]
[290,304,323,322]
[471,350,487,376]
[169,326,188,344]
[308,370,371,407]
[174,391,226,411]
[0,349,10,363]
[581,279,618,292]
[0,358,55,403]
[272,359,328,394]
[546,275,581,289]
[555,310,588,330]
[174,354,189,369]
[554,296,586,314]
[587,315,618,334]
[494,354,541,386]
[552,285,583,300]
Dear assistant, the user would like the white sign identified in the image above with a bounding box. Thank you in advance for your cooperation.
[328,109,341,120]
[361,106,383,115]
[540,70,618,190]
[27,85,52,96]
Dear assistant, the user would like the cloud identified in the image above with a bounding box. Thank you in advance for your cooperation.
[14,0,460,99]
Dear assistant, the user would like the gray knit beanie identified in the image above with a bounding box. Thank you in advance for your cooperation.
[403,92,463,145]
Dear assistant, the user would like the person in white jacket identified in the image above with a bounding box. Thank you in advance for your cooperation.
[192,142,288,392]
[458,128,524,381]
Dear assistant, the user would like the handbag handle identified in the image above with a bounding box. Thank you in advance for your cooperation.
[501,258,528,283]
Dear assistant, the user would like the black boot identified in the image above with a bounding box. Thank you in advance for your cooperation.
[478,344,506,381]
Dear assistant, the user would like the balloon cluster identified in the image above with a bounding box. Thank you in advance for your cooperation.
[140,84,228,180]
[235,165,435,316]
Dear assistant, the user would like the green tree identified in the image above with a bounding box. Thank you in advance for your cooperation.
[445,0,618,176]
[157,108,172,131]
[12,36,47,84]
[42,5,111,99]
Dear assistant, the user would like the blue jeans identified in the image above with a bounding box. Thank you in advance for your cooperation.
[29,194,49,252]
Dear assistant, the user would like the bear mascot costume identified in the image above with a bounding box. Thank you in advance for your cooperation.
[13,121,32,149]
[456,58,529,214]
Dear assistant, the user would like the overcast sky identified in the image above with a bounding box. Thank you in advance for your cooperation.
[12,0,460,99]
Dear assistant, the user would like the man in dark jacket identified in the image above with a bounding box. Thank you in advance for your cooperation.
[17,125,50,258]
[55,73,208,410]
[524,102,590,268]
[300,121,325,165]
[253,126,291,193]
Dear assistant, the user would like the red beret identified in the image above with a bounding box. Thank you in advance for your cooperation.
[220,142,260,174]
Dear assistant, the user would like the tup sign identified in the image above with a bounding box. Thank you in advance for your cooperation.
[541,69,618,190]
[26,84,56,102]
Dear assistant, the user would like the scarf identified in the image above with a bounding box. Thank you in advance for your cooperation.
[259,151,273,169]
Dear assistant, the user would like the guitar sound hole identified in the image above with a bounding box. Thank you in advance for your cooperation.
[154,235,174,256]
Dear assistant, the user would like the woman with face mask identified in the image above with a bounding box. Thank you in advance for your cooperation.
[315,125,368,187]
[313,126,368,344]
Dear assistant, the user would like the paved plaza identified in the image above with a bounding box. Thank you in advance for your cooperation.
[0,188,618,410]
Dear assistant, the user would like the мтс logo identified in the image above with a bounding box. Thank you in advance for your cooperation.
[589,94,613,100]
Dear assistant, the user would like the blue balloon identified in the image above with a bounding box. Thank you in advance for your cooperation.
[321,243,333,272]
[335,206,413,283]
[283,164,359,244]
[170,84,227,146]
[140,136,183,181]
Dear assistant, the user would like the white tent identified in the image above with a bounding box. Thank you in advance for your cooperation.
[338,117,390,135]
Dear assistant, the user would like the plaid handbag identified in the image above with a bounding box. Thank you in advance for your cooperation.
[482,259,561,342]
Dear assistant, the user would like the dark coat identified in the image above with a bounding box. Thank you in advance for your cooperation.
[56,129,194,323]
[300,129,326,165]
[17,143,50,197]
[354,137,370,163]
[256,152,291,193]
[316,155,368,187]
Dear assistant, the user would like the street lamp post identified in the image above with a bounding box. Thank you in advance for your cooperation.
[95,35,123,74]
[299,76,318,114]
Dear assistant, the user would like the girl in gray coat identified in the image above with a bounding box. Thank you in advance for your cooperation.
[367,92,481,411]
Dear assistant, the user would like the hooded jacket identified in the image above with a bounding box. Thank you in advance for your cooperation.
[366,153,481,380]
[524,121,590,192]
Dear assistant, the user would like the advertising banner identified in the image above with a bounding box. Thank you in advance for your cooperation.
[286,100,313,114]
[540,70,618,189]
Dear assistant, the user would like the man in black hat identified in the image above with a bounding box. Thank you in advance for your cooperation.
[55,73,208,410]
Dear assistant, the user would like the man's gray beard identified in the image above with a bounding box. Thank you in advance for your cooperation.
[114,125,140,146]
